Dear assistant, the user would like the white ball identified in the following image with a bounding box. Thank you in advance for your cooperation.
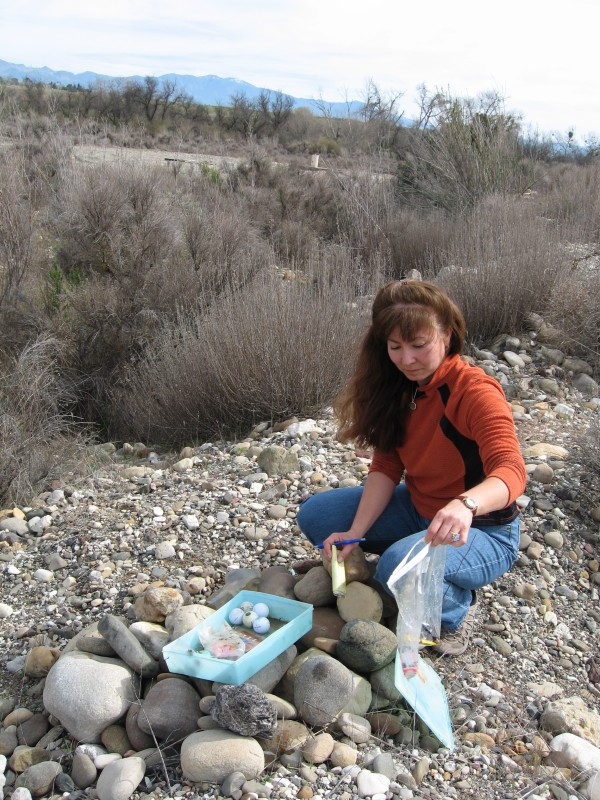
[252,616,270,634]
[252,602,270,618]
[242,610,258,628]
[239,601,254,613]
[228,607,244,626]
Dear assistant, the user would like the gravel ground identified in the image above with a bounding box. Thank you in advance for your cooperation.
[1,327,599,800]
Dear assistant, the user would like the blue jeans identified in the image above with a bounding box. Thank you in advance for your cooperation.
[297,485,520,631]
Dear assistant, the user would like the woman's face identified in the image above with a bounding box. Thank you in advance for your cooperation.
[387,324,451,385]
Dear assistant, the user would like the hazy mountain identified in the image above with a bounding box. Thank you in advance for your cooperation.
[0,58,361,116]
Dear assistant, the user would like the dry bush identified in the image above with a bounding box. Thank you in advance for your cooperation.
[53,160,177,280]
[110,270,374,445]
[433,195,566,343]
[544,253,600,371]
[0,149,34,307]
[536,161,600,242]
[0,337,87,505]
[398,99,535,213]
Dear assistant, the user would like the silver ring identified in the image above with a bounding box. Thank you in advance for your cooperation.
[450,532,460,543]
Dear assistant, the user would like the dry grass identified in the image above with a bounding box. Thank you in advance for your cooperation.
[0,337,88,505]
[109,268,374,445]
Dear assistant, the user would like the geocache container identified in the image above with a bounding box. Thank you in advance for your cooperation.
[162,590,313,685]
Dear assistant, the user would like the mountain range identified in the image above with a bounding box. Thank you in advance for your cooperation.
[0,58,361,116]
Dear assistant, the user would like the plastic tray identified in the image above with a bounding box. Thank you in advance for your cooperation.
[162,590,313,685]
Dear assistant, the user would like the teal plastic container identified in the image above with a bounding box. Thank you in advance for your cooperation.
[162,590,313,685]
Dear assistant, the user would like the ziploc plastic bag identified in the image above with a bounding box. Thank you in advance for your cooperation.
[387,538,446,678]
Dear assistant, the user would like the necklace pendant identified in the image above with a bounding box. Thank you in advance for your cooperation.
[409,400,417,411]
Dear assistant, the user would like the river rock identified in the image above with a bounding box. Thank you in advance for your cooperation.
[138,678,199,740]
[133,587,184,623]
[95,756,146,800]
[540,697,600,747]
[23,647,60,678]
[294,655,353,727]
[180,730,265,782]
[16,714,49,747]
[337,582,383,623]
[42,652,136,742]
[127,622,170,660]
[322,547,372,584]
[97,615,159,678]
[293,566,335,606]
[301,607,345,648]
[260,720,311,761]
[15,761,62,797]
[164,605,215,640]
[302,732,335,764]
[336,620,397,673]
[71,750,97,789]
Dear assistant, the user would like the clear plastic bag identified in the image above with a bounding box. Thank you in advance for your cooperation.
[387,538,446,678]
[197,620,245,660]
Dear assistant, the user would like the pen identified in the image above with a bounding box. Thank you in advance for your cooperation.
[317,538,366,549]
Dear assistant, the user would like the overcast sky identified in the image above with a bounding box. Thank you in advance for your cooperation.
[1,0,598,140]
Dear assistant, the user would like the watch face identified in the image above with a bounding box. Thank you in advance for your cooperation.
[463,497,477,511]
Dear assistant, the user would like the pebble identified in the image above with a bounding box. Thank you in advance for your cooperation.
[0,329,598,800]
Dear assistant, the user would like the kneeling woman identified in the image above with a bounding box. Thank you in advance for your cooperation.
[297,280,526,656]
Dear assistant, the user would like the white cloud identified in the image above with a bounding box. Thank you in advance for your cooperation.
[0,0,598,136]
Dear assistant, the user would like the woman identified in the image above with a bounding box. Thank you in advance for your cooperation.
[297,280,527,656]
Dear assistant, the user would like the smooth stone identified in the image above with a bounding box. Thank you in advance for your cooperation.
[15,761,62,797]
[181,730,265,782]
[4,710,34,727]
[372,752,396,780]
[357,769,390,798]
[337,582,383,623]
[549,732,600,772]
[9,748,49,773]
[259,720,311,762]
[329,741,357,767]
[544,531,564,549]
[16,714,50,746]
[300,607,345,648]
[164,605,215,641]
[336,620,397,673]
[574,374,599,396]
[522,443,568,459]
[138,678,200,740]
[0,726,18,756]
[42,652,136,743]
[95,756,146,800]
[97,615,159,678]
[265,694,297,720]
[71,622,118,657]
[301,732,335,764]
[124,704,155,752]
[532,463,555,483]
[213,645,297,695]
[335,713,371,744]
[100,725,131,756]
[322,547,372,584]
[256,446,299,476]
[71,751,97,789]
[258,568,297,599]
[366,712,403,737]
[127,622,170,660]
[293,566,335,607]
[220,771,246,797]
[294,655,353,727]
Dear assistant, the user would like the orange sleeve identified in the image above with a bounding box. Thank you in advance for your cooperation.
[369,449,405,485]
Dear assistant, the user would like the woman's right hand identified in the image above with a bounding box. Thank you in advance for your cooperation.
[321,532,362,562]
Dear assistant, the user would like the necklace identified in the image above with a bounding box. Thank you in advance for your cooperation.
[409,386,418,411]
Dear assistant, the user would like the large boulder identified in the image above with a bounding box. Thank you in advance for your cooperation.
[43,652,136,743]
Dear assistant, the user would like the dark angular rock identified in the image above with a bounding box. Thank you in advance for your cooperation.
[211,684,277,738]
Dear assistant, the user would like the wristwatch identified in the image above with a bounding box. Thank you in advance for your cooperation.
[458,495,478,514]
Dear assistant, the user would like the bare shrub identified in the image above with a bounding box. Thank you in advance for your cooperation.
[433,195,565,343]
[53,160,176,280]
[0,149,34,307]
[544,251,600,371]
[537,161,600,242]
[0,337,87,505]
[398,93,536,212]
[110,270,374,445]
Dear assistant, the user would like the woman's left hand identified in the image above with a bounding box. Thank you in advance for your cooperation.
[424,499,473,547]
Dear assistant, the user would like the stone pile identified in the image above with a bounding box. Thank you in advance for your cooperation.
[1,321,600,800]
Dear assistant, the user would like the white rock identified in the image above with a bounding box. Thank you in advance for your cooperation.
[27,515,52,534]
[0,603,13,618]
[181,514,199,530]
[503,351,526,368]
[32,569,54,582]
[172,458,194,473]
[128,621,171,659]
[96,756,146,800]
[356,769,391,798]
[154,541,176,559]
[549,732,600,772]
[180,730,264,782]
[43,652,136,742]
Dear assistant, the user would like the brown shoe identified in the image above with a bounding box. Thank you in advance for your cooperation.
[431,594,478,657]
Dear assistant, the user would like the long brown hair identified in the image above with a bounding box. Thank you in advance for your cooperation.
[334,280,466,450]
